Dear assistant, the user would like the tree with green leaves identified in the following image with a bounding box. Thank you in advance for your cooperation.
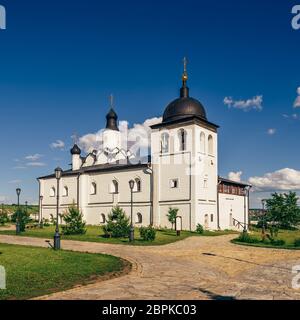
[103,206,130,238]
[62,205,86,235]
[0,209,8,225]
[11,208,30,232]
[167,207,179,230]
[265,192,300,230]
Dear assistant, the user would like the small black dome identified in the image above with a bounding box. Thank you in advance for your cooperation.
[106,108,119,131]
[70,144,81,155]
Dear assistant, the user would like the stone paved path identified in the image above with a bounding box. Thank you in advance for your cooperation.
[0,234,300,300]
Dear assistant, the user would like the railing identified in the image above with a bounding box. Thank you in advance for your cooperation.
[232,218,249,230]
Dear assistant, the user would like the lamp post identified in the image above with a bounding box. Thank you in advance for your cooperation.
[261,199,266,237]
[129,180,135,242]
[54,167,63,250]
[16,188,21,235]
[39,195,43,227]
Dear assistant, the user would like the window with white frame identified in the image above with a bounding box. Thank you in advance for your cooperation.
[200,132,206,153]
[208,135,214,155]
[90,182,97,195]
[110,180,119,194]
[169,179,179,189]
[136,212,142,224]
[161,132,169,153]
[100,213,106,224]
[63,186,68,197]
[178,129,187,151]
[50,187,56,197]
[133,178,141,192]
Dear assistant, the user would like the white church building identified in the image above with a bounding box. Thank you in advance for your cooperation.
[38,64,251,231]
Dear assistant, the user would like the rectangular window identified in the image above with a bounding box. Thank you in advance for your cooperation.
[204,179,208,188]
[170,179,179,189]
[210,214,214,222]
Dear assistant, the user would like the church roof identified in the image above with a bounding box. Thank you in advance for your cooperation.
[37,158,150,180]
[70,144,81,155]
[218,176,251,187]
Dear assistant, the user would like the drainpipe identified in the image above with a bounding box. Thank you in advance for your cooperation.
[77,172,81,210]
[217,180,221,230]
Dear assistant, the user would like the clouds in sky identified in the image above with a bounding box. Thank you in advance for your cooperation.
[267,128,276,135]
[228,171,243,182]
[294,87,300,108]
[224,95,263,111]
[8,179,22,184]
[78,117,162,154]
[25,154,43,161]
[26,162,46,167]
[248,168,300,192]
[50,140,65,150]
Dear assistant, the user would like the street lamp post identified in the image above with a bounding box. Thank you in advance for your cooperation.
[16,188,21,235]
[39,195,43,227]
[54,167,63,250]
[129,180,135,242]
[261,199,266,238]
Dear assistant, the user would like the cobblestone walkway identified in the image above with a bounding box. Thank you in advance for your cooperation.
[0,234,299,300]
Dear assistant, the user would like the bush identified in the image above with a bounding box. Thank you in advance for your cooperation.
[0,211,9,225]
[237,231,260,244]
[294,239,300,247]
[139,226,156,241]
[196,224,204,234]
[62,205,86,235]
[103,206,130,238]
[270,239,286,246]
[11,208,31,232]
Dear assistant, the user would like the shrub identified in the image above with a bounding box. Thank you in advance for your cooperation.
[270,239,286,246]
[196,224,204,234]
[11,208,31,232]
[294,239,300,247]
[139,226,156,241]
[0,211,8,225]
[62,205,86,235]
[167,207,179,230]
[103,206,130,238]
[237,231,260,244]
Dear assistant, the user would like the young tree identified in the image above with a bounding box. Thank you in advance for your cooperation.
[62,205,86,235]
[11,208,30,232]
[167,207,179,230]
[0,209,8,226]
[103,206,130,238]
[266,192,300,229]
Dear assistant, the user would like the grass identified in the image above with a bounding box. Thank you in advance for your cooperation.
[0,243,126,300]
[232,227,300,250]
[0,225,237,246]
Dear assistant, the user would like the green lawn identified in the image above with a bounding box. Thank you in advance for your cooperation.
[0,243,126,300]
[0,225,236,246]
[233,227,300,250]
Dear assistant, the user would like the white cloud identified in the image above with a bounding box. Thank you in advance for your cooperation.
[294,87,300,108]
[267,128,276,135]
[50,140,65,150]
[26,162,46,167]
[224,95,263,111]
[13,165,27,170]
[248,168,300,192]
[0,196,8,202]
[228,171,243,182]
[8,179,22,184]
[78,117,162,154]
[25,154,43,161]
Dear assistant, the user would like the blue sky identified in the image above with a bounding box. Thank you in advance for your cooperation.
[0,0,299,207]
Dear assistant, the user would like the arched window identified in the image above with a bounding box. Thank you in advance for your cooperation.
[178,129,187,151]
[200,132,205,153]
[208,135,214,155]
[110,180,119,194]
[136,213,142,224]
[161,132,169,153]
[90,182,97,195]
[63,186,68,197]
[50,187,56,197]
[100,214,106,224]
[133,178,141,192]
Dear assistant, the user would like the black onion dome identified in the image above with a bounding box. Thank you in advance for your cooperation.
[163,85,207,123]
[70,144,81,155]
[106,108,119,131]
